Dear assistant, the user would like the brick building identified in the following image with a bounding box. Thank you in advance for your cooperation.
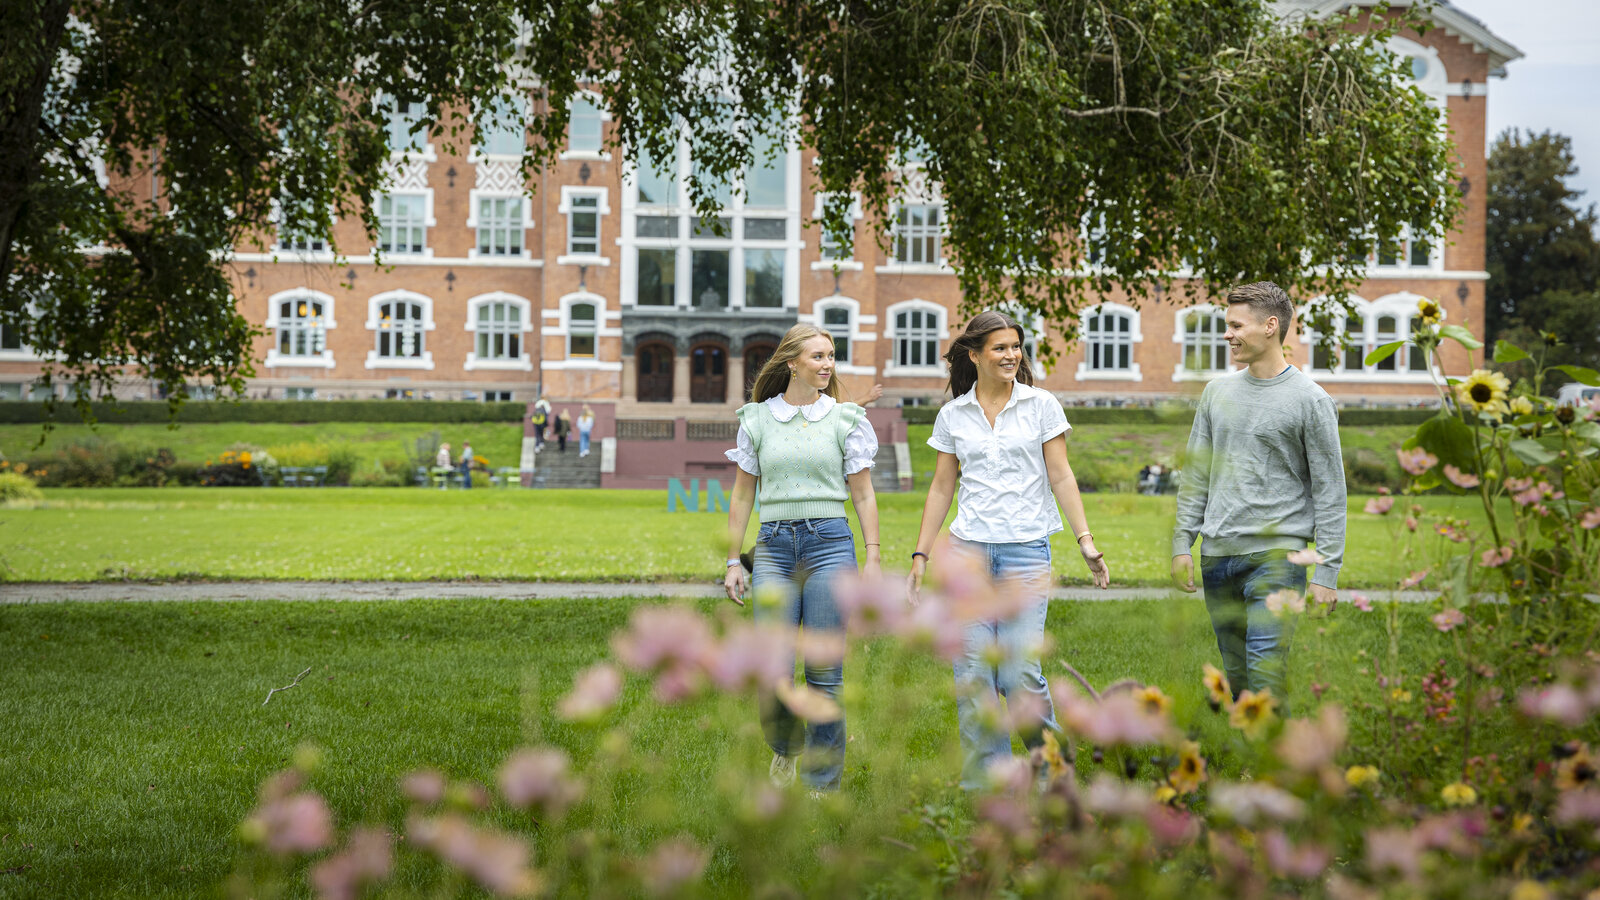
[0,1,1520,488]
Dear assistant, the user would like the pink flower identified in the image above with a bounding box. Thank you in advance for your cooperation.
[1145,804,1199,848]
[1518,684,1590,727]
[558,663,624,722]
[310,828,393,900]
[1431,609,1466,632]
[1052,682,1173,746]
[1504,476,1533,493]
[1287,548,1325,566]
[401,770,447,806]
[1582,508,1600,530]
[1479,546,1514,568]
[1350,593,1373,612]
[1442,465,1480,489]
[247,792,335,857]
[775,681,844,722]
[1399,570,1429,589]
[1556,790,1600,826]
[1263,829,1332,880]
[1276,705,1348,774]
[899,594,966,661]
[1084,775,1152,818]
[1211,782,1306,825]
[498,748,584,815]
[611,605,716,673]
[705,622,793,691]
[1364,496,1394,515]
[1513,481,1560,507]
[834,571,909,635]
[1264,588,1307,617]
[408,814,538,897]
[1404,516,1419,532]
[1397,447,1439,475]
[640,837,710,895]
[1364,827,1422,880]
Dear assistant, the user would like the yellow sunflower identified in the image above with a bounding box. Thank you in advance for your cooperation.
[1456,369,1511,416]
[1170,740,1208,794]
[1135,685,1173,718]
[1229,689,1278,739]
[1345,764,1381,790]
[1509,396,1535,416]
[1202,664,1232,711]
[1440,781,1478,807]
[1416,298,1443,326]
[1557,744,1598,792]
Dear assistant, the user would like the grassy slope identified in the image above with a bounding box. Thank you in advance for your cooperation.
[2,488,1479,586]
[0,596,1446,899]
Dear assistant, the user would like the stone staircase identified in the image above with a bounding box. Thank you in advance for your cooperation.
[870,441,912,493]
[530,443,602,488]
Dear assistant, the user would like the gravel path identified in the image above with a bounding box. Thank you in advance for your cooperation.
[0,581,1441,605]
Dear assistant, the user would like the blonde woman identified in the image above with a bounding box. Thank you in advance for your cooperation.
[577,405,596,457]
[907,310,1110,790]
[724,324,881,794]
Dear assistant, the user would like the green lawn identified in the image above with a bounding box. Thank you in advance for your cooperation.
[0,595,1449,899]
[1,488,1480,587]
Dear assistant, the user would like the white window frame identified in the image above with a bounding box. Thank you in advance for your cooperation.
[561,91,611,160]
[464,292,534,371]
[811,192,865,272]
[0,320,39,362]
[541,291,623,371]
[557,187,611,266]
[365,290,436,370]
[883,299,949,376]
[806,297,876,375]
[265,288,336,369]
[1075,302,1143,382]
[375,191,435,258]
[1299,292,1443,382]
[888,202,946,270]
[380,95,436,162]
[1171,305,1233,382]
[466,191,533,260]
[619,131,802,312]
[470,94,527,160]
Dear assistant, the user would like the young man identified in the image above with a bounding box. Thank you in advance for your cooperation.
[1171,281,1346,712]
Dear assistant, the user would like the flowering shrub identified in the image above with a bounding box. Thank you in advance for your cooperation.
[0,465,44,502]
[198,446,275,487]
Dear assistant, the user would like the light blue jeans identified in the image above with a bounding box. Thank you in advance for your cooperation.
[1201,550,1305,714]
[950,536,1060,791]
[752,517,857,791]
[578,427,591,455]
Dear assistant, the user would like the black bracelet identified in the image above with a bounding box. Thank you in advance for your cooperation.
[911,551,929,562]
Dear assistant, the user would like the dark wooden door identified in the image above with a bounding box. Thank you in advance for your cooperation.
[690,344,727,404]
[743,343,775,401]
[637,342,674,403]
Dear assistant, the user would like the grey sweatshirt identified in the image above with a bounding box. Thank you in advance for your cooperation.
[1171,367,1347,589]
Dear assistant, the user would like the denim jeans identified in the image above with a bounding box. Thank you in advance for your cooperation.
[578,428,591,455]
[752,517,857,791]
[950,536,1060,791]
[1201,550,1305,713]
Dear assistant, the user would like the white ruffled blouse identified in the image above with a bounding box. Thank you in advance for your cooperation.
[724,394,878,477]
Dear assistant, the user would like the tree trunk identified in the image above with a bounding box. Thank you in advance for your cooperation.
[0,0,73,292]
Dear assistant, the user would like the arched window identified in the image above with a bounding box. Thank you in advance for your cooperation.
[568,303,596,358]
[1177,307,1230,377]
[476,302,522,361]
[820,305,852,363]
[1085,311,1134,372]
[277,296,328,358]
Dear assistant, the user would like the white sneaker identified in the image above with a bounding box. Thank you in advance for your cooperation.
[769,754,797,789]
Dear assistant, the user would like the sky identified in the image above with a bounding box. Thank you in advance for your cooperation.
[1457,0,1600,206]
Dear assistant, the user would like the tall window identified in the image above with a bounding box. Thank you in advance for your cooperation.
[277,296,327,358]
[568,97,604,153]
[385,98,426,153]
[820,306,852,363]
[635,145,677,206]
[476,95,525,157]
[568,194,600,255]
[637,249,676,306]
[377,194,426,254]
[475,302,522,361]
[375,299,426,360]
[1374,225,1435,271]
[894,307,941,368]
[476,196,524,256]
[1,323,23,351]
[568,303,596,358]
[894,205,941,265]
[1180,309,1229,374]
[1084,310,1134,372]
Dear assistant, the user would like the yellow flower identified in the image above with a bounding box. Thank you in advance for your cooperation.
[1345,765,1381,790]
[1154,784,1178,804]
[1039,730,1070,784]
[1440,781,1477,807]
[1557,744,1598,792]
[1171,741,1207,794]
[1229,690,1278,739]
[1510,881,1551,900]
[1456,369,1510,415]
[1417,298,1442,326]
[1510,396,1534,416]
[1390,688,1413,703]
[1202,664,1232,710]
[1135,685,1172,718]
[240,451,253,463]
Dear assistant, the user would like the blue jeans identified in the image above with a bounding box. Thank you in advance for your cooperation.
[950,536,1060,791]
[459,461,472,489]
[578,428,591,455]
[752,517,857,791]
[1201,550,1305,712]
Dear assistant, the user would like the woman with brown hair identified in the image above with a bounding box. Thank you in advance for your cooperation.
[906,309,1110,790]
[723,323,881,795]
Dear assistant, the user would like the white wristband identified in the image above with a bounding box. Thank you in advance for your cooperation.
[727,559,742,568]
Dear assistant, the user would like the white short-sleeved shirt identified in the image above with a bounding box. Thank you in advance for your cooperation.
[725,394,878,476]
[927,381,1071,543]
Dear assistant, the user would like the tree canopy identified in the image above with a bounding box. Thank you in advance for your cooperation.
[1,0,1459,411]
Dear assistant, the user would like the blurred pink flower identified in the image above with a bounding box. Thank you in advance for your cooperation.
[1277,705,1348,774]
[1399,570,1429,589]
[401,770,447,806]
[1397,447,1438,475]
[1555,789,1600,825]
[640,837,710,895]
[1582,508,1600,530]
[706,622,793,691]
[1513,481,1559,507]
[775,681,843,723]
[409,814,538,897]
[310,828,393,900]
[612,605,716,673]
[1350,593,1373,612]
[1262,829,1332,880]
[1479,546,1515,568]
[834,571,909,635]
[1145,804,1199,847]
[650,663,705,703]
[1210,782,1305,825]
[976,793,1035,839]
[558,663,624,722]
[498,748,584,815]
[1053,682,1173,746]
[1442,465,1480,489]
[249,792,335,857]
[1504,476,1533,493]
[1364,496,1394,515]
[899,594,966,661]
[1264,589,1306,617]
[1364,827,1422,880]
[1518,684,1589,727]
[1083,774,1152,818]
[1287,548,1325,566]
[1431,609,1466,632]
[1404,516,1419,532]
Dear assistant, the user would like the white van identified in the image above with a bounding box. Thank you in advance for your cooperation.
[1557,383,1600,407]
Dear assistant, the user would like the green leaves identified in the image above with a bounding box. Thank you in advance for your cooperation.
[1438,324,1484,351]
[1364,341,1406,368]
[1493,340,1529,363]
[1507,438,1558,467]
[1555,365,1600,387]
[1411,413,1477,472]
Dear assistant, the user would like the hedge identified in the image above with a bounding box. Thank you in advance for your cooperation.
[901,404,1436,427]
[0,400,528,425]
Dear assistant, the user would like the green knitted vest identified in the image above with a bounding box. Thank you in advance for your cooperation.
[738,400,866,523]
